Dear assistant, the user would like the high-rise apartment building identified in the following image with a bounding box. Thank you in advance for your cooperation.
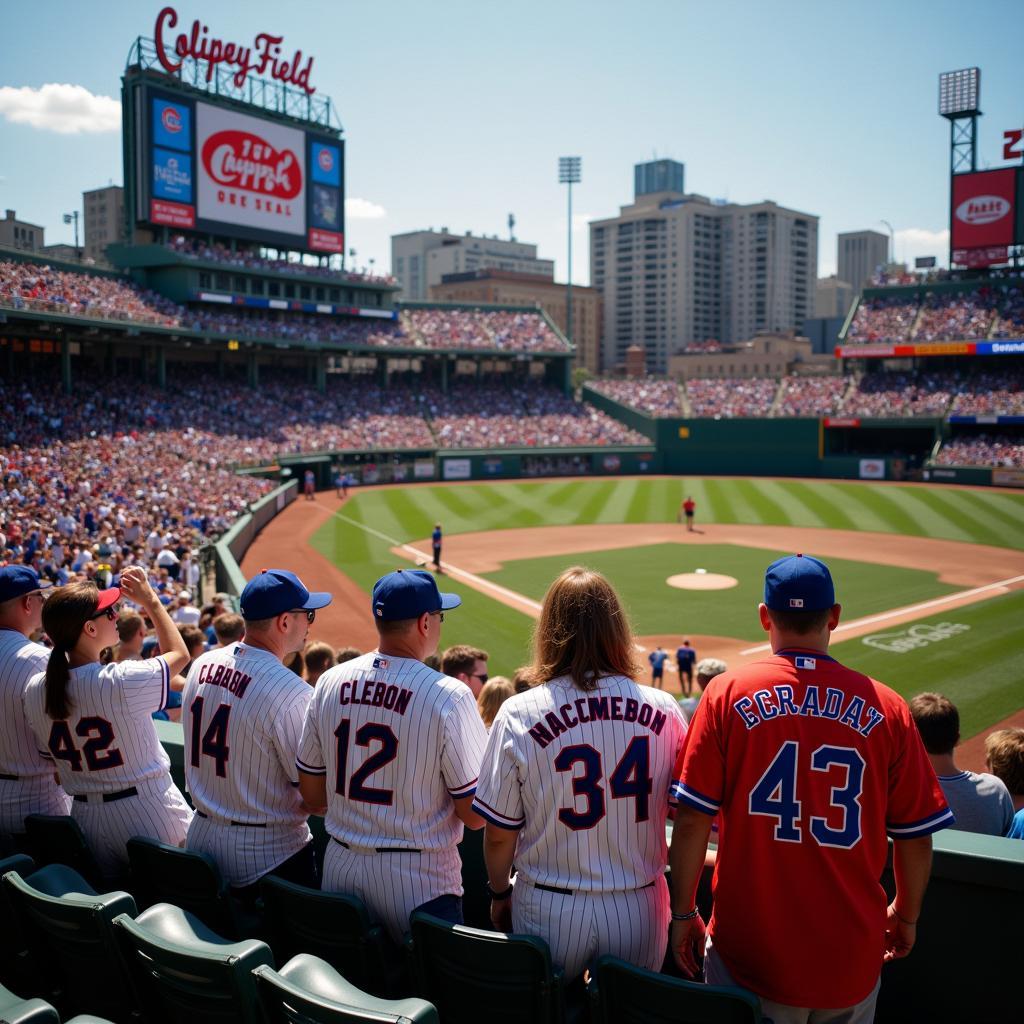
[634,159,684,198]
[83,186,126,262]
[391,229,554,300]
[590,181,817,373]
[837,230,889,294]
[814,275,855,319]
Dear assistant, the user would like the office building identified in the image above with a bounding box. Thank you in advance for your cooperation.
[634,159,685,198]
[83,186,126,262]
[590,175,817,373]
[0,210,44,251]
[391,229,554,300]
[837,230,889,294]
[814,275,855,319]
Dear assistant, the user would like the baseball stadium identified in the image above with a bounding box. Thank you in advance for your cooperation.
[1,9,1022,1024]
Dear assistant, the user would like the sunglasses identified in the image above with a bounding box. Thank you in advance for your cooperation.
[429,611,445,624]
[288,609,316,624]
[471,672,489,684]
[89,606,117,622]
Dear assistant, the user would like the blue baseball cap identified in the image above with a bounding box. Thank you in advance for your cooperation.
[372,569,461,622]
[0,565,52,603]
[239,569,333,621]
[764,554,835,612]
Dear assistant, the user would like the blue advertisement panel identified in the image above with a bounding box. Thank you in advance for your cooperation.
[152,98,192,152]
[311,184,341,231]
[152,148,193,203]
[311,142,341,186]
[976,340,1024,356]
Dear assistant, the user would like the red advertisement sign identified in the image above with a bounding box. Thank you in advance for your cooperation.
[950,169,1016,250]
[150,198,195,228]
[308,228,343,253]
[952,245,1009,268]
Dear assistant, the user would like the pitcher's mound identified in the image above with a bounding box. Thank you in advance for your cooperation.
[667,571,738,591]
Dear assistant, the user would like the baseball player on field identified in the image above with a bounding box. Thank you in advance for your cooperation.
[669,554,953,1022]
[473,567,687,981]
[182,569,332,897]
[24,568,194,875]
[297,569,487,941]
[0,566,70,840]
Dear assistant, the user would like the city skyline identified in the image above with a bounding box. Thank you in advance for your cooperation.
[1,0,1022,282]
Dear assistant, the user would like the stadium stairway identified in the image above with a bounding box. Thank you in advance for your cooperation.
[677,381,692,417]
[766,379,786,417]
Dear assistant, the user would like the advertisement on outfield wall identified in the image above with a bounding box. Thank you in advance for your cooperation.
[442,458,472,481]
[950,168,1017,260]
[859,459,885,480]
[139,86,343,253]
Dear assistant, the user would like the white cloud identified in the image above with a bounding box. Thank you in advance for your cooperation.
[0,83,121,134]
[345,197,387,220]
[894,227,949,267]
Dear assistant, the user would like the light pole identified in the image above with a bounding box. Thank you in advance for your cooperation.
[558,156,581,345]
[879,220,895,266]
[63,211,80,258]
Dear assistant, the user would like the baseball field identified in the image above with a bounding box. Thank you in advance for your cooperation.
[243,476,1024,753]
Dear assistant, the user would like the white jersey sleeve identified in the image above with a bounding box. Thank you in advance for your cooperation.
[473,707,526,830]
[0,631,54,777]
[110,657,170,715]
[441,688,488,798]
[296,685,327,778]
[272,686,311,786]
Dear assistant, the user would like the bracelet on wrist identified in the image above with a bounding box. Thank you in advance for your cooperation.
[486,881,514,901]
[671,907,699,922]
[892,907,918,926]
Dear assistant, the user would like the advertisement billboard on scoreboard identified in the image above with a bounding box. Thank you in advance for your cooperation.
[950,168,1016,254]
[136,85,343,253]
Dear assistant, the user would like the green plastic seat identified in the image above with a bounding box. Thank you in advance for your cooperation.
[0,980,59,1024]
[23,814,107,891]
[0,854,36,992]
[588,955,762,1024]
[126,835,246,939]
[254,953,439,1024]
[113,902,273,1024]
[2,864,138,1023]
[408,911,583,1024]
[261,876,399,995]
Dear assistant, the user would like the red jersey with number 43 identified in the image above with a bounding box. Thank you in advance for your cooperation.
[671,650,952,1009]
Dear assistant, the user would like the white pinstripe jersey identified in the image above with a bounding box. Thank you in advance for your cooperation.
[297,652,487,851]
[0,629,54,778]
[473,675,687,891]
[23,658,172,794]
[182,642,311,826]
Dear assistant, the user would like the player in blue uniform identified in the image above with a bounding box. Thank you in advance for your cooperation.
[648,646,669,689]
[676,639,696,697]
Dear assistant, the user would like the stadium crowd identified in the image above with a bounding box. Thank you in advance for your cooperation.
[934,434,1024,469]
[684,377,779,418]
[585,378,684,416]
[774,375,849,417]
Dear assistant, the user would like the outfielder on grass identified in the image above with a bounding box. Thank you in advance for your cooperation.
[669,554,953,1023]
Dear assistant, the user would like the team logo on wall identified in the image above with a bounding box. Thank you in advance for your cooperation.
[162,106,183,134]
[955,194,1011,226]
[201,130,302,198]
[317,147,334,174]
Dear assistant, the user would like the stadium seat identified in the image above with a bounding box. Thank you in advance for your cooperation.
[2,864,138,1022]
[113,902,273,1024]
[23,815,107,891]
[0,981,59,1024]
[587,955,761,1024]
[126,835,249,939]
[260,876,398,996]
[407,911,584,1024]
[0,854,37,992]
[253,953,439,1024]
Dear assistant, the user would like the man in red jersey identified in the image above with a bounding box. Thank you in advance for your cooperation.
[668,554,952,1023]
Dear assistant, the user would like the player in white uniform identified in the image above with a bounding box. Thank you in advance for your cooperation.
[473,567,687,981]
[297,569,487,942]
[183,569,332,896]
[0,566,70,839]
[23,567,192,875]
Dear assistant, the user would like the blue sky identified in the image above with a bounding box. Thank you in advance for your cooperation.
[2,0,1023,282]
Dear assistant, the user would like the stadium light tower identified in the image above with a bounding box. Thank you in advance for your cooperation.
[62,211,80,258]
[558,156,582,346]
[938,68,981,175]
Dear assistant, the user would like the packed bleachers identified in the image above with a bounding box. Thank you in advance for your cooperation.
[845,295,919,344]
[167,234,396,285]
[915,288,997,343]
[992,287,1024,339]
[774,375,849,417]
[843,370,958,418]
[949,369,1024,416]
[400,307,569,352]
[934,434,1024,468]
[585,378,684,417]
[684,377,779,418]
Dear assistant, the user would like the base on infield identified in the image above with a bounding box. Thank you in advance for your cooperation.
[666,572,738,591]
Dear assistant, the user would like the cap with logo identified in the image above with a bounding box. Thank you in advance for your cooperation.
[372,569,461,622]
[764,554,835,612]
[0,565,53,604]
[239,569,333,621]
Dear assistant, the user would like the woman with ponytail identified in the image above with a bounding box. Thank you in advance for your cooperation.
[24,566,193,875]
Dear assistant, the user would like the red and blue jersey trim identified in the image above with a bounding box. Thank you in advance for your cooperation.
[669,780,721,816]
[296,757,327,776]
[472,794,524,831]
[448,777,478,799]
[887,806,956,838]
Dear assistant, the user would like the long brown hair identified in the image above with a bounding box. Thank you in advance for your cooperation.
[42,581,100,719]
[529,567,638,692]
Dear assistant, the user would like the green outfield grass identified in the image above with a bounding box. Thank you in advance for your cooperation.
[309,478,1024,717]
[481,543,960,643]
[833,589,1024,739]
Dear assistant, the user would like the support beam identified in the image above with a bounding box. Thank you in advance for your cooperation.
[61,338,72,395]
[248,352,259,387]
[315,354,326,394]
[156,346,166,389]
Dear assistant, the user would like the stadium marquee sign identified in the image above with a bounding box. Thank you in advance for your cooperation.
[153,6,316,95]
